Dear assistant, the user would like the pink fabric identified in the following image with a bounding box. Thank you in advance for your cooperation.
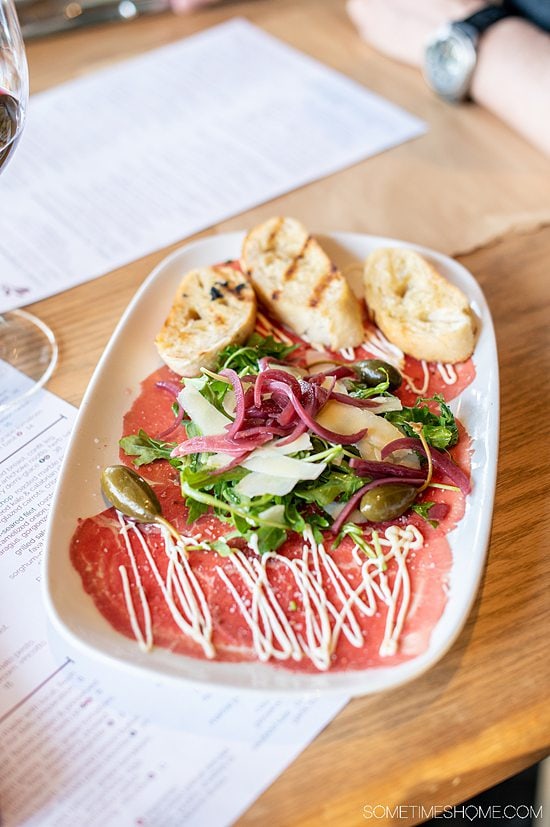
[170,0,218,13]
[347,0,550,155]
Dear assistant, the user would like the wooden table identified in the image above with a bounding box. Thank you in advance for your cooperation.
[25,1,550,824]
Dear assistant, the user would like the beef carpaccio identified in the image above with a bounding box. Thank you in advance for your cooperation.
[70,312,475,674]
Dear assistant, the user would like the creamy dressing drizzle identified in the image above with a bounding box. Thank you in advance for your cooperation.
[118,566,151,652]
[351,524,422,655]
[361,326,405,370]
[115,516,423,670]
[117,514,215,658]
[215,524,424,671]
[436,362,458,385]
[255,312,294,345]
[117,513,153,652]
[405,360,458,393]
[404,360,430,395]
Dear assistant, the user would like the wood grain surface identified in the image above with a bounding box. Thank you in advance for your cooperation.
[23,1,550,824]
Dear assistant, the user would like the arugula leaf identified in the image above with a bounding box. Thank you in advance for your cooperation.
[180,453,338,552]
[180,464,247,490]
[335,523,387,569]
[184,419,201,439]
[215,333,296,375]
[211,538,235,557]
[385,394,458,449]
[307,512,331,544]
[256,525,287,554]
[187,498,209,523]
[198,376,231,414]
[411,501,439,528]
[296,467,365,508]
[119,430,177,467]
[284,498,308,535]
[348,377,391,399]
[233,513,252,536]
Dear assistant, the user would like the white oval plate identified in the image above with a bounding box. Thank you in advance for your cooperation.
[43,232,499,696]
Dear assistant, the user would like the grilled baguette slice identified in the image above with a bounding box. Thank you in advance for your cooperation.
[363,248,476,364]
[155,265,256,376]
[241,217,364,350]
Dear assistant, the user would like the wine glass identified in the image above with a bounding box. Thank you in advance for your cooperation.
[0,0,57,414]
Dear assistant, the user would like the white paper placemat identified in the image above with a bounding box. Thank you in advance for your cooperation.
[0,367,348,825]
[0,18,425,313]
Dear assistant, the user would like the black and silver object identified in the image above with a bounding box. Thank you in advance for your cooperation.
[15,0,170,38]
[423,3,514,103]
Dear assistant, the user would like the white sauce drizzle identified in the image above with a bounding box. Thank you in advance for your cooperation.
[436,362,458,385]
[255,312,294,345]
[114,515,424,670]
[215,524,424,670]
[116,514,215,658]
[361,326,405,370]
[351,524,423,656]
[404,360,458,393]
[403,359,430,395]
[339,346,356,361]
[216,553,302,662]
[117,513,153,652]
[118,566,151,652]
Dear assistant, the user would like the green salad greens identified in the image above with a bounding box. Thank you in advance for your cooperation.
[119,336,460,553]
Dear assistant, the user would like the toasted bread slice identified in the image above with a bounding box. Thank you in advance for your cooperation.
[363,248,476,364]
[241,217,364,351]
[155,265,256,376]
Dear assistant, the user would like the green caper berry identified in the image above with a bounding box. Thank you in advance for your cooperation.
[360,483,418,523]
[354,359,402,390]
[101,465,161,523]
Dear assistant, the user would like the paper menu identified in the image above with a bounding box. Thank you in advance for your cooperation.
[0,369,348,826]
[0,18,425,314]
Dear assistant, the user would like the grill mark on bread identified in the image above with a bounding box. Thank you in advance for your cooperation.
[308,264,338,308]
[266,217,284,250]
[242,217,364,350]
[283,236,312,282]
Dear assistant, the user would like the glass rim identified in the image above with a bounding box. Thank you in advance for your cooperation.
[0,309,59,415]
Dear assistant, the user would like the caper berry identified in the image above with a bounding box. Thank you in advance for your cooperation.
[360,483,418,523]
[354,359,402,390]
[101,465,161,523]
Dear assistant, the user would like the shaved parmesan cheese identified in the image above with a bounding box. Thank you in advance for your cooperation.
[367,396,403,414]
[315,399,369,436]
[269,433,312,455]
[324,502,367,523]
[358,412,419,468]
[323,501,346,519]
[235,441,325,498]
[236,472,297,498]
[178,379,231,436]
[242,452,325,480]
[205,452,235,470]
[271,364,305,379]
